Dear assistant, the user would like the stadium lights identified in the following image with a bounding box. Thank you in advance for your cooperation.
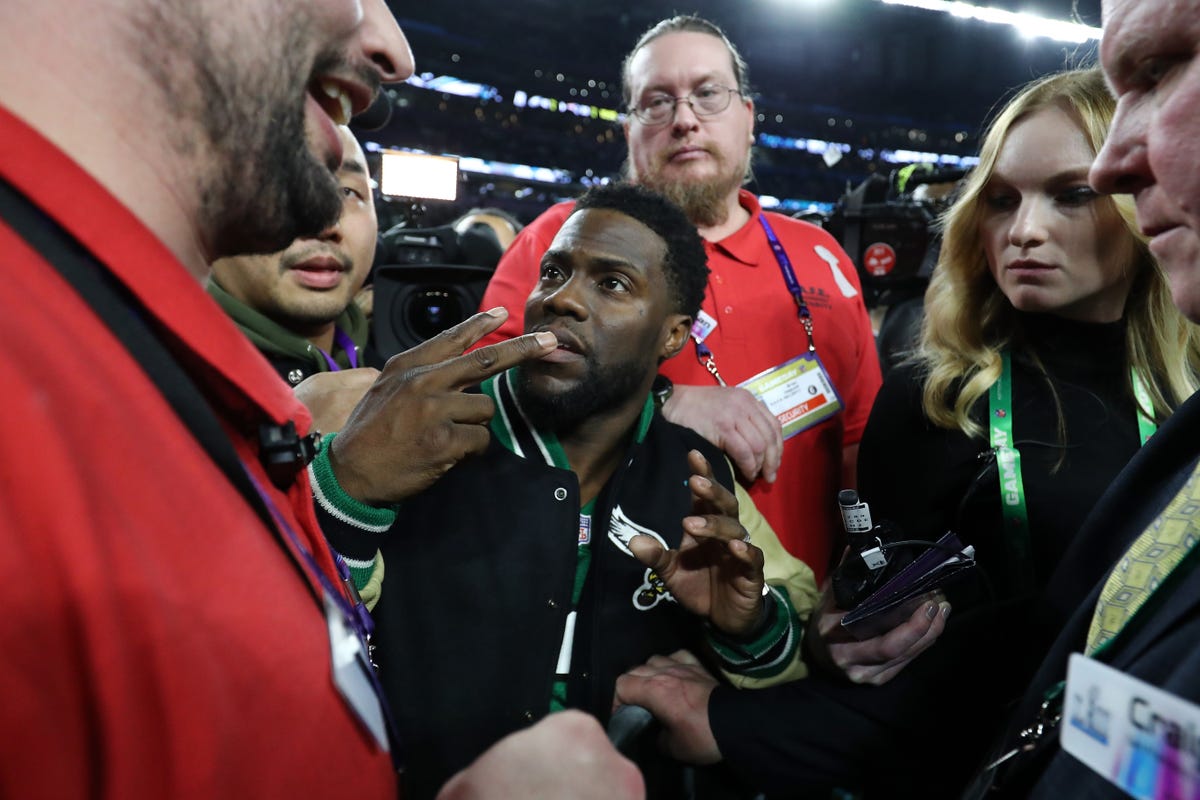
[879,0,1101,42]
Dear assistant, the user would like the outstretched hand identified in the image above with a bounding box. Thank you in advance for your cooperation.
[662,384,783,484]
[330,308,556,505]
[809,582,949,685]
[627,449,765,637]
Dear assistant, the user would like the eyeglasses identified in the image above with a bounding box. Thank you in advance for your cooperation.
[630,84,741,127]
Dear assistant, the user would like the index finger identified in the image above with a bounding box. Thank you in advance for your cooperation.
[406,307,514,364]
[435,330,558,390]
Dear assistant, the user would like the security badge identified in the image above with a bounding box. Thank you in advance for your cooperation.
[607,505,676,611]
[739,353,844,440]
[690,310,718,344]
[324,591,390,754]
[1061,653,1200,798]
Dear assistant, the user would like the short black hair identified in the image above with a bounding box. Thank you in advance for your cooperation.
[572,183,709,319]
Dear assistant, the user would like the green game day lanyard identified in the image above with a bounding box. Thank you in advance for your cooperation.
[988,349,1157,562]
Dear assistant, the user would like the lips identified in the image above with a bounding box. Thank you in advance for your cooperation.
[288,254,349,291]
[1006,258,1056,273]
[308,74,374,125]
[1139,219,1180,240]
[1148,226,1189,263]
[531,325,586,361]
[550,327,585,354]
[666,144,712,163]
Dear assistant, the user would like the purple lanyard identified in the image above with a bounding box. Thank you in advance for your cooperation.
[318,327,360,372]
[692,215,817,384]
[757,215,816,352]
[242,466,402,767]
[243,468,374,646]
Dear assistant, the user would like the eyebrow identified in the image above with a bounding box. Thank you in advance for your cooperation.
[640,73,724,96]
[544,249,647,275]
[990,165,1092,185]
[338,160,369,177]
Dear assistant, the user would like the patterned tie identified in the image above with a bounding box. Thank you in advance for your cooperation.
[1086,460,1200,654]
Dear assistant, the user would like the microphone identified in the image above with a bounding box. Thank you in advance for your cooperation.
[838,489,888,571]
[838,489,872,535]
[607,705,655,754]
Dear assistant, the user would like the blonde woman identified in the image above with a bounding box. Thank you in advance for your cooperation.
[862,67,1199,592]
[844,66,1200,795]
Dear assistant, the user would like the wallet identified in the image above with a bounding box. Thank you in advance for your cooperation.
[839,531,976,640]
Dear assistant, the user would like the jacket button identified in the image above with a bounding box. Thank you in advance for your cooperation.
[547,598,558,609]
[523,710,534,722]
[554,487,568,501]
[287,368,305,385]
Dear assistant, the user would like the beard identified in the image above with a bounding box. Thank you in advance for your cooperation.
[130,2,344,259]
[512,354,648,436]
[627,148,748,228]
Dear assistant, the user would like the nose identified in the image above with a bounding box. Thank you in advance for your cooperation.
[357,0,415,85]
[1008,198,1049,249]
[541,276,588,320]
[1090,99,1152,196]
[317,216,344,244]
[670,97,702,133]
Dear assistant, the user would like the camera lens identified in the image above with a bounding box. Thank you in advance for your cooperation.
[407,288,464,341]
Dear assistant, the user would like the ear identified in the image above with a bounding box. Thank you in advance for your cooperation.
[659,313,692,362]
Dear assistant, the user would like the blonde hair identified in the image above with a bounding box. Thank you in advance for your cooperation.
[917,67,1200,438]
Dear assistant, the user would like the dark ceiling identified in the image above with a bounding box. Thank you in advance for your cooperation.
[372,0,1103,215]
[387,0,1102,136]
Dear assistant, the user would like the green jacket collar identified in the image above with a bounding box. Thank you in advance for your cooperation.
[482,368,654,470]
[207,278,368,371]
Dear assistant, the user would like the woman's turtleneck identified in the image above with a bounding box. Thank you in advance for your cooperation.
[1015,311,1128,383]
[1007,311,1140,588]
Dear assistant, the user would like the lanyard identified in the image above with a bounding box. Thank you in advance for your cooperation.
[988,350,1157,561]
[244,467,374,643]
[318,327,359,372]
[243,467,401,767]
[989,512,1200,776]
[691,215,816,384]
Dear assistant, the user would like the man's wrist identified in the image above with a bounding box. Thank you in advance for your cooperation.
[706,586,800,679]
[309,433,397,532]
[715,589,776,642]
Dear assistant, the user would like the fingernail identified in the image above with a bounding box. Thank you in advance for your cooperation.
[484,306,507,318]
[694,476,711,489]
[941,603,952,620]
[533,331,557,347]
[926,604,938,620]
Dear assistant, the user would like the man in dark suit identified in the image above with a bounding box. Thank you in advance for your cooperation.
[974,0,1200,795]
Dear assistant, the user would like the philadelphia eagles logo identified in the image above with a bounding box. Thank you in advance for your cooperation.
[607,505,676,611]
